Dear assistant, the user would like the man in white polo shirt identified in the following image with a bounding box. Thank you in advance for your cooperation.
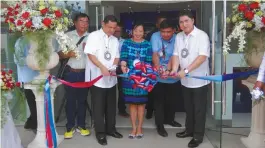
[84,15,123,146]
[170,11,210,148]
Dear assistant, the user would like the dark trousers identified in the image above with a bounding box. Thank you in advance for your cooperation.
[24,89,37,123]
[64,70,89,129]
[117,78,126,112]
[146,91,154,113]
[153,82,179,126]
[182,84,208,140]
[90,85,117,136]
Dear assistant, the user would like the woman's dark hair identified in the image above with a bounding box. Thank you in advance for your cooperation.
[160,19,175,29]
[132,21,145,32]
[103,15,118,24]
[74,13,90,22]
[178,10,194,19]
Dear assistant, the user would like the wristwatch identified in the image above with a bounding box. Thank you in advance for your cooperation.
[184,68,189,74]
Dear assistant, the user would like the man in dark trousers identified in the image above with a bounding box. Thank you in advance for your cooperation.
[145,15,167,119]
[114,22,129,117]
[151,19,182,137]
[171,11,210,148]
[14,37,39,130]
[58,13,90,139]
[84,15,123,146]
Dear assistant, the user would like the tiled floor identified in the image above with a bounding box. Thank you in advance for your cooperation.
[18,127,215,148]
[16,112,250,148]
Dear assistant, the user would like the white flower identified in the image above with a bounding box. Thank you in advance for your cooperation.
[32,16,43,29]
[55,28,80,59]
[251,87,264,100]
[223,22,247,54]
[252,14,264,31]
[260,3,265,12]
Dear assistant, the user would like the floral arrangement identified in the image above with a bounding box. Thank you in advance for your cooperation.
[1,0,78,69]
[223,1,265,54]
[251,87,265,105]
[1,69,21,128]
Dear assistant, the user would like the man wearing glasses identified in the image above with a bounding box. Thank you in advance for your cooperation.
[58,13,90,139]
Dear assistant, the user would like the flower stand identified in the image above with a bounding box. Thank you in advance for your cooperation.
[25,78,63,148]
[241,99,265,148]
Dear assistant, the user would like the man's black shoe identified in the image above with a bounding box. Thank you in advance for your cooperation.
[24,117,37,130]
[188,138,202,148]
[156,125,168,137]
[176,130,193,138]
[107,131,123,138]
[164,121,182,127]
[96,136,107,146]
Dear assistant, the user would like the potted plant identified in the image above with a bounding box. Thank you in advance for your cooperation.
[1,0,79,75]
[223,1,265,68]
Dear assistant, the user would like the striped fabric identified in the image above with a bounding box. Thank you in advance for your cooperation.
[120,39,152,104]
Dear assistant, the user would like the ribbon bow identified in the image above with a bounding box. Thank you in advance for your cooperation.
[128,62,158,92]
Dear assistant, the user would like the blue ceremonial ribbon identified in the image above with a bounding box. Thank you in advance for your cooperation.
[44,78,57,148]
[119,69,258,83]
[186,69,259,82]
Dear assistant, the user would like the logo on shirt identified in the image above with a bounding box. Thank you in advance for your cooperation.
[104,51,112,61]
[181,48,189,58]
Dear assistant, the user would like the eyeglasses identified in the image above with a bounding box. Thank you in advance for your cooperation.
[79,20,89,24]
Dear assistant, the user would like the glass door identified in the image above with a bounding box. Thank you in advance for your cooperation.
[203,0,225,148]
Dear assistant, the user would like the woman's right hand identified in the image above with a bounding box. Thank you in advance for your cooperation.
[121,65,128,73]
[120,61,128,73]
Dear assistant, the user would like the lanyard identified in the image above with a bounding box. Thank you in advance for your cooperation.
[160,38,171,59]
[104,36,110,51]
[184,35,191,49]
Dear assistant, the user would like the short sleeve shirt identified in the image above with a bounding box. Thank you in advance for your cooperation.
[173,26,210,88]
[84,29,120,88]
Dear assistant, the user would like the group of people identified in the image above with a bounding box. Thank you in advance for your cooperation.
[17,10,210,148]
[63,10,210,148]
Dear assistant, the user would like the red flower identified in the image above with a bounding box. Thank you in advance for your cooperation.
[22,0,27,3]
[43,18,52,27]
[7,7,13,12]
[15,4,20,9]
[249,2,259,10]
[238,4,248,12]
[8,69,13,74]
[9,18,15,23]
[7,11,13,16]
[5,18,9,23]
[16,20,23,26]
[40,8,49,15]
[54,10,62,18]
[244,11,254,21]
[25,21,32,28]
[1,71,6,75]
[6,83,11,88]
[15,82,21,87]
[262,17,265,25]
[22,12,30,19]
[14,11,19,15]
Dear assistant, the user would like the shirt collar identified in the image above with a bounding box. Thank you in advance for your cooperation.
[74,29,88,37]
[100,28,112,39]
[184,26,198,37]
